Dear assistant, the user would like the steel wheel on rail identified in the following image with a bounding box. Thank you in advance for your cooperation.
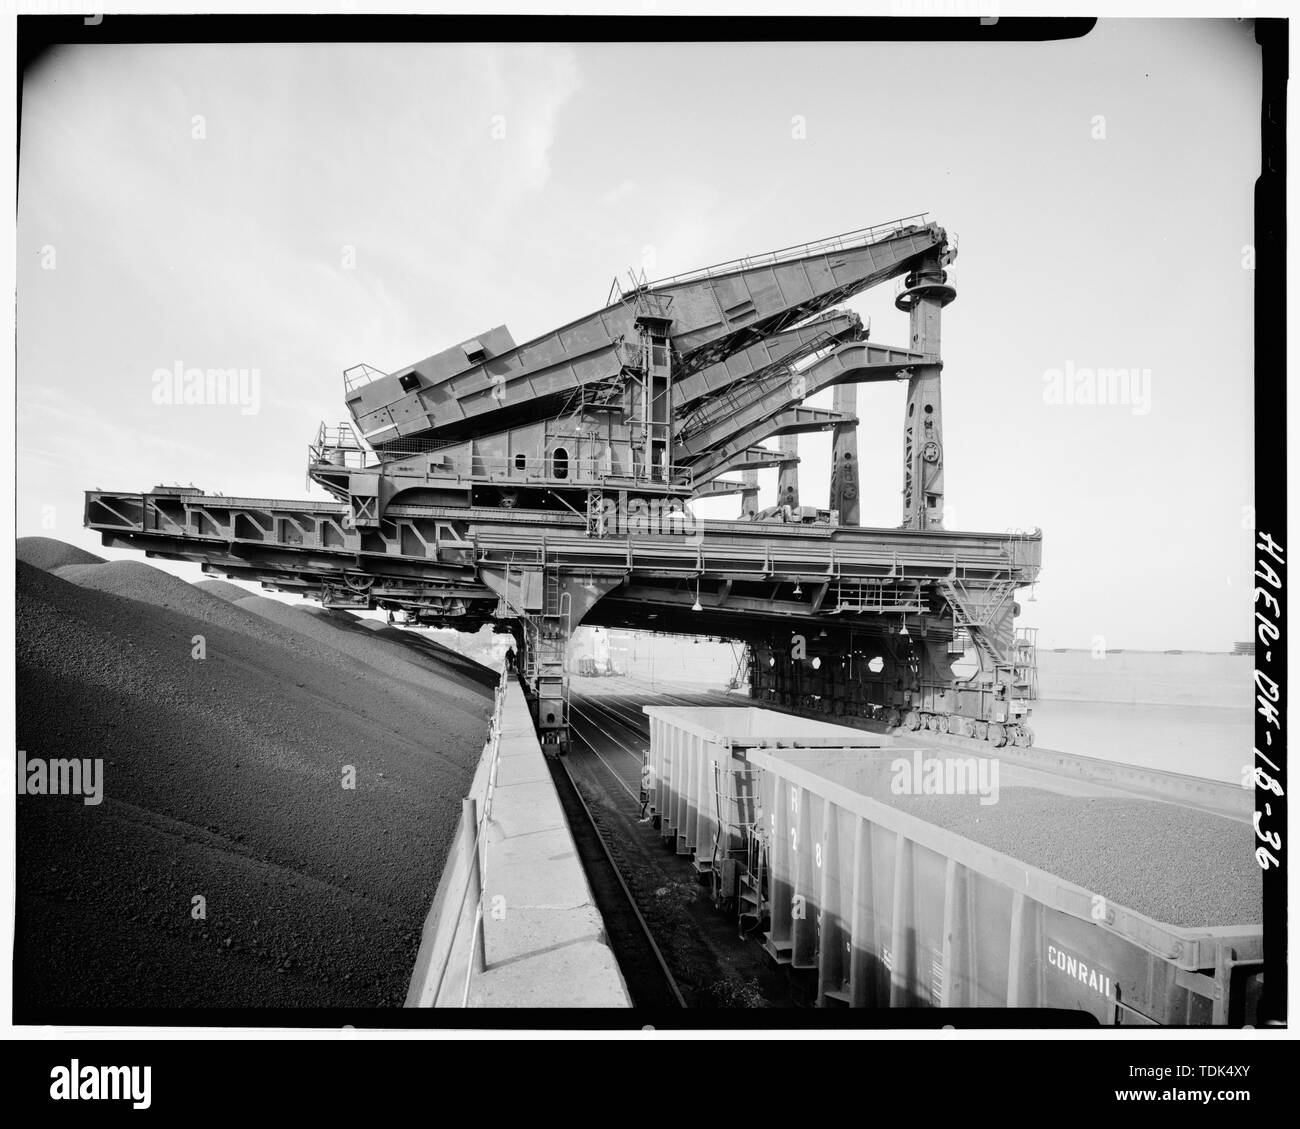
[903,710,922,731]
[987,722,1008,748]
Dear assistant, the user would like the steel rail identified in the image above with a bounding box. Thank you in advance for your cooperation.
[547,752,686,1009]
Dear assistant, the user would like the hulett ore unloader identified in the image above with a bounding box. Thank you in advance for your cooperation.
[86,215,1042,759]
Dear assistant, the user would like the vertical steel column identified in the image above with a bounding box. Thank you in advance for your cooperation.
[830,383,860,525]
[776,433,799,508]
[899,251,955,529]
[635,308,674,481]
[739,468,759,520]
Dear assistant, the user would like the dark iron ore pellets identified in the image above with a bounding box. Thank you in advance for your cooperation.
[15,544,497,1010]
[891,787,1261,928]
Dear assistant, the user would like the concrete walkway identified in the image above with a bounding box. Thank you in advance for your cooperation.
[407,677,630,1008]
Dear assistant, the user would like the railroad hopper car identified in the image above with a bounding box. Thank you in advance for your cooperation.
[643,707,1263,1024]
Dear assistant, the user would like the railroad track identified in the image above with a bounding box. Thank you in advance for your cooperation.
[546,753,685,1009]
[565,681,736,809]
[558,679,785,1011]
[573,681,732,733]
[566,697,646,804]
[559,680,737,1006]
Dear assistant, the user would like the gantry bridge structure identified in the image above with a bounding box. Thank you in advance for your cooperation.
[86,215,1042,753]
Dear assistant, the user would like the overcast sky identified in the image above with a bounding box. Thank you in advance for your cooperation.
[17,20,1259,648]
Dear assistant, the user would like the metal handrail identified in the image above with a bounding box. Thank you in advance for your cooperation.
[343,363,390,393]
[371,436,460,459]
[308,421,372,470]
[894,265,957,297]
[645,214,932,289]
[311,420,365,448]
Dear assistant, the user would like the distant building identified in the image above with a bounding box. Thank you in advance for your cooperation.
[1232,640,1256,656]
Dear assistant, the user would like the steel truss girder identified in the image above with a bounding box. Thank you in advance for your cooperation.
[85,490,1040,642]
[87,490,1038,573]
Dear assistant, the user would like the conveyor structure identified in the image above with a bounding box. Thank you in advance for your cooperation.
[85,214,1042,755]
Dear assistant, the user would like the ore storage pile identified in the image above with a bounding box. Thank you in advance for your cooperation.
[16,537,496,1010]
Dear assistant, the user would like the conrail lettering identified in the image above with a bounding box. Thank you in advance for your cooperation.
[1046,944,1112,998]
